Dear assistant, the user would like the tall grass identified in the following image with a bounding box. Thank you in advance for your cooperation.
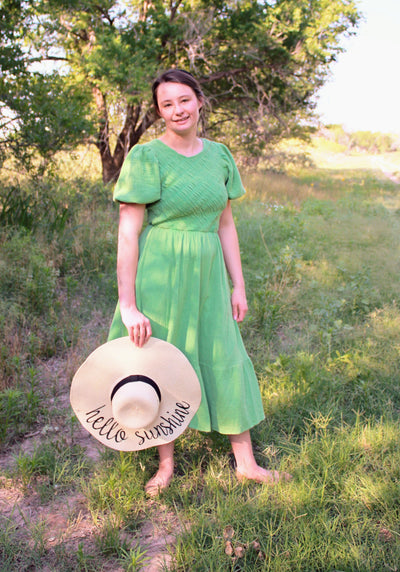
[1,160,400,570]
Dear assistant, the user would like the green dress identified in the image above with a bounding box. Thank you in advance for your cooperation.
[108,138,265,434]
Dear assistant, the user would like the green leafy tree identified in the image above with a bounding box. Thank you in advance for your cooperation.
[0,0,28,166]
[1,0,360,181]
[0,0,93,170]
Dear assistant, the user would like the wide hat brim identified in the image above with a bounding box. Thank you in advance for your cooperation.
[70,336,201,451]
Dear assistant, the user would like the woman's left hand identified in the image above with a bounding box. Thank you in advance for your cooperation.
[231,285,248,323]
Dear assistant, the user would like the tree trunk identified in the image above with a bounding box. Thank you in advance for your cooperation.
[100,150,121,186]
[93,87,157,184]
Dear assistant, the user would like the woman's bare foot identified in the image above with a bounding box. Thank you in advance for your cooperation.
[144,466,174,497]
[229,431,292,485]
[236,466,292,484]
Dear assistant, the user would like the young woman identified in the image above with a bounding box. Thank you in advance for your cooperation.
[108,69,291,495]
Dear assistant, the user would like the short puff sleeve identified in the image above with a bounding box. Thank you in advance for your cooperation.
[113,144,161,204]
[220,144,246,200]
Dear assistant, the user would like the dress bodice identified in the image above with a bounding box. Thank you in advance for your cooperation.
[113,138,245,232]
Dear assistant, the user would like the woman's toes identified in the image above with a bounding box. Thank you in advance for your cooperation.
[236,467,292,484]
[144,471,173,497]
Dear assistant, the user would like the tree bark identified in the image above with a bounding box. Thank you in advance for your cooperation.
[93,87,157,184]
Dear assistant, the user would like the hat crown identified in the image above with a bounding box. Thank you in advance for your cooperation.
[111,379,161,430]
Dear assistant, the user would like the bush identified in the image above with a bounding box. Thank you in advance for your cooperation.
[350,131,395,153]
[0,232,58,315]
[323,125,396,154]
[0,176,117,391]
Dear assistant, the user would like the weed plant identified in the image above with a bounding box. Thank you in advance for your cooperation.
[0,369,40,445]
[12,440,91,495]
[1,162,400,570]
[0,175,117,396]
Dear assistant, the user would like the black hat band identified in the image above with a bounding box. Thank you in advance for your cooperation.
[110,375,162,402]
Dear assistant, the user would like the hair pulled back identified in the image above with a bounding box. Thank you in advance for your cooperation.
[152,69,204,113]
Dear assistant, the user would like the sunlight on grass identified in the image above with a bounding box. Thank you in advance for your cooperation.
[172,415,400,570]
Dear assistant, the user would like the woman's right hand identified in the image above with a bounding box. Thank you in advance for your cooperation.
[120,305,152,348]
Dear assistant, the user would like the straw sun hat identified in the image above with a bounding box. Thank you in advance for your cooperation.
[70,337,201,451]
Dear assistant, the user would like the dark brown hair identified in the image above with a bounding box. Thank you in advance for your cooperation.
[152,69,204,113]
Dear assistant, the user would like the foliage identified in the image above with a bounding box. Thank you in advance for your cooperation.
[350,130,396,153]
[0,1,93,171]
[0,0,360,180]
[0,1,26,77]
[14,441,91,494]
[323,124,397,153]
[0,174,117,391]
[0,372,40,446]
[1,73,94,171]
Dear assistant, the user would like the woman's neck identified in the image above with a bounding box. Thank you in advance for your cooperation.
[159,132,203,157]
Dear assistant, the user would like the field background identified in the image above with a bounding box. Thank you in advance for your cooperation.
[1,134,400,571]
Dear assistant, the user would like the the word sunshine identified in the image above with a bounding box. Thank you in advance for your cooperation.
[85,401,192,446]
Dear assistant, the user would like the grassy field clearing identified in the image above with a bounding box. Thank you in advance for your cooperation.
[0,148,400,570]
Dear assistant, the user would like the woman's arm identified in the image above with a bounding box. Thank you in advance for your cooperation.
[117,202,152,347]
[218,201,248,322]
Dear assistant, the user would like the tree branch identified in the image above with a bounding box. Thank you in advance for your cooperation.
[200,68,248,84]
[170,0,183,21]
[92,86,111,159]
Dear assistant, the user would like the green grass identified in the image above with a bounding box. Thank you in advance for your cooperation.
[1,153,400,570]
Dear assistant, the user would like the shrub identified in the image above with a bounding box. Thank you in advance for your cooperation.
[350,131,395,153]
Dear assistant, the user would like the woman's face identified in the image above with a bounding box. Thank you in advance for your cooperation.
[156,82,202,136]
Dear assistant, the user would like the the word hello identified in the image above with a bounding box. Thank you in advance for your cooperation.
[85,401,192,446]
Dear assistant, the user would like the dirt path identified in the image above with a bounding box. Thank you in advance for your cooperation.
[370,156,400,183]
